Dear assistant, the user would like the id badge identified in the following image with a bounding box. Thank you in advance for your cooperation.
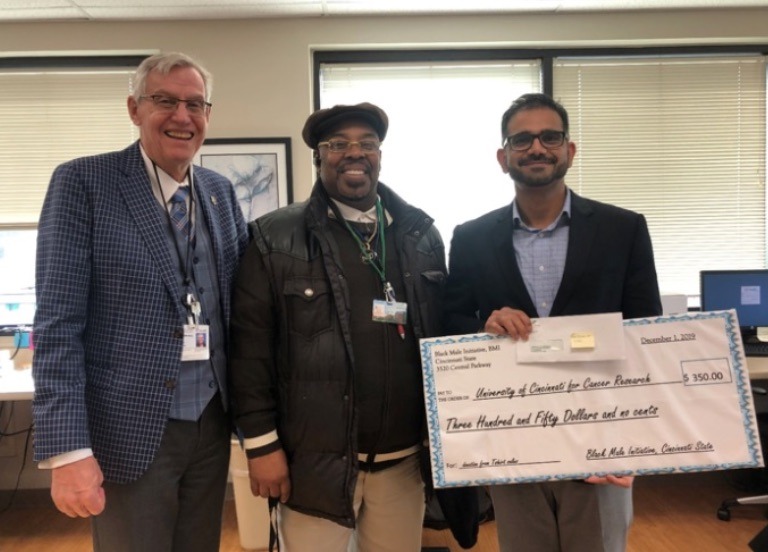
[372,299,408,325]
[182,324,210,361]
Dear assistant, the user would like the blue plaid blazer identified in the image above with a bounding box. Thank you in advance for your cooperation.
[32,141,249,483]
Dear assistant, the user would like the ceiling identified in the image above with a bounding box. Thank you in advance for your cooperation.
[3,0,768,23]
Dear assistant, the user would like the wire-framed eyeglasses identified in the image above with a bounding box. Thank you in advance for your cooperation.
[503,130,567,151]
[139,94,212,116]
[317,140,380,153]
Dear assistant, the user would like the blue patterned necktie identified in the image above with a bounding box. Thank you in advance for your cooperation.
[169,187,192,239]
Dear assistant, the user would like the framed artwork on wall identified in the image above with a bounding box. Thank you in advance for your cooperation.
[195,137,293,222]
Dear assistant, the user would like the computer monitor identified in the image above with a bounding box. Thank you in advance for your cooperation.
[700,270,768,335]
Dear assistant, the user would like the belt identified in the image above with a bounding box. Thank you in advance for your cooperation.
[357,444,421,464]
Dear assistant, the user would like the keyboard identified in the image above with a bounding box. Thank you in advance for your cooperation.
[745,341,768,357]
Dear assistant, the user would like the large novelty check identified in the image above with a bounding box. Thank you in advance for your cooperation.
[420,310,763,488]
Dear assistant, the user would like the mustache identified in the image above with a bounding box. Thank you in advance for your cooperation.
[337,160,371,172]
[520,154,556,165]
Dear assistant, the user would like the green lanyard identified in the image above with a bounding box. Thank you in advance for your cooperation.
[340,198,396,302]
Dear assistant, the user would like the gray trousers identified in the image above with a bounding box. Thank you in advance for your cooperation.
[490,480,632,552]
[92,396,230,552]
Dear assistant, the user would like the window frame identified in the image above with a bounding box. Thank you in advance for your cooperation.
[313,44,768,301]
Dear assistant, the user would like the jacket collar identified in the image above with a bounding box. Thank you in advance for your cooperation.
[307,179,434,237]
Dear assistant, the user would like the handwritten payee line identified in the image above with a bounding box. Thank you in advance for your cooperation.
[473,380,681,402]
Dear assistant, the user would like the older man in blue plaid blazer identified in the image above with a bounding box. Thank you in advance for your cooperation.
[32,53,249,552]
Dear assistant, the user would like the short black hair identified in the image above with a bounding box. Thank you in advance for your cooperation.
[500,93,570,142]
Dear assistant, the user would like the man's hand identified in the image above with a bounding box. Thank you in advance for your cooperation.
[484,307,533,340]
[51,456,106,518]
[584,474,634,488]
[248,448,291,503]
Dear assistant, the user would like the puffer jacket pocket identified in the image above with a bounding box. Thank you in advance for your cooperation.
[283,277,334,339]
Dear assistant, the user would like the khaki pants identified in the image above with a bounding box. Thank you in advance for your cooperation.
[278,454,425,552]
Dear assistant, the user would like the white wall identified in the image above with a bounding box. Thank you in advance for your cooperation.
[0,7,766,489]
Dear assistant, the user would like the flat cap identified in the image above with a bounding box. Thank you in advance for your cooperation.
[302,102,388,149]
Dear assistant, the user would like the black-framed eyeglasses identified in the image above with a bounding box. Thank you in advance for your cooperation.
[503,130,567,151]
[139,94,212,116]
[317,140,380,153]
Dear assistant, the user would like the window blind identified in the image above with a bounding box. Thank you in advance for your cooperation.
[554,55,767,297]
[0,68,137,225]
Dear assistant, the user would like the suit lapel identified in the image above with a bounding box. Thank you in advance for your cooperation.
[551,192,596,315]
[194,173,228,308]
[117,143,187,320]
[493,205,538,315]
[194,173,222,257]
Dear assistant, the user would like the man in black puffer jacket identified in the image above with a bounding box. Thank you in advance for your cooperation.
[229,102,477,551]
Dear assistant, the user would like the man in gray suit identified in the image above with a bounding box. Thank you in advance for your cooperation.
[32,52,248,552]
[443,93,662,552]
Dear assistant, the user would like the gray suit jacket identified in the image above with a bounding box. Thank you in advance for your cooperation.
[33,141,248,483]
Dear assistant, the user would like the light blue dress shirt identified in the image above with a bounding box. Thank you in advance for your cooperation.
[512,191,571,318]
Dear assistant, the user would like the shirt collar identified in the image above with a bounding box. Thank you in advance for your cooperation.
[328,196,393,225]
[512,188,572,232]
[139,144,192,205]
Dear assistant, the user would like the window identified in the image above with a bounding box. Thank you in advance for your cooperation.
[555,55,767,296]
[316,48,768,298]
[319,58,541,249]
[0,57,142,330]
[0,61,140,224]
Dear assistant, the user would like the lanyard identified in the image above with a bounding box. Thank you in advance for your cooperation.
[154,163,200,323]
[338,198,396,303]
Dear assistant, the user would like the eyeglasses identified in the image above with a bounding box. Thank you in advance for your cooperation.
[139,94,212,116]
[317,140,380,153]
[503,130,567,151]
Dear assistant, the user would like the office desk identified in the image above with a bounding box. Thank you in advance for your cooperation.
[747,356,768,380]
[0,366,33,401]
[0,344,34,401]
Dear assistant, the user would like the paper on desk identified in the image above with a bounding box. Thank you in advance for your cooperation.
[517,312,625,363]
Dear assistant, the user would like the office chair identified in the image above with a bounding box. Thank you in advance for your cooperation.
[718,494,768,521]
[717,385,768,521]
